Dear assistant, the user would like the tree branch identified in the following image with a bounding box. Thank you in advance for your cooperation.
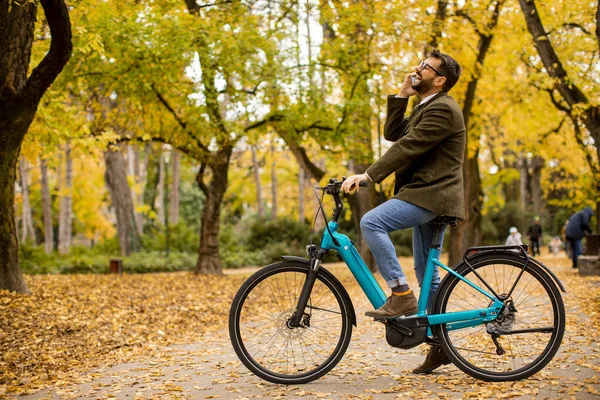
[196,164,209,195]
[596,0,600,53]
[244,114,285,132]
[453,9,483,36]
[546,89,571,113]
[547,22,592,36]
[24,0,72,103]
[540,115,568,142]
[150,84,210,154]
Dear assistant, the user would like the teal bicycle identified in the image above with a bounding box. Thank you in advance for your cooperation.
[229,178,566,384]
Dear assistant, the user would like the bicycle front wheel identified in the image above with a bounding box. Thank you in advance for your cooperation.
[433,252,565,381]
[229,261,353,384]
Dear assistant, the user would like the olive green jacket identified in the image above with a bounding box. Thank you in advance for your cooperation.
[366,92,466,219]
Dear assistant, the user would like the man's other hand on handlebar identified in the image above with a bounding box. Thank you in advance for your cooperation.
[341,173,372,193]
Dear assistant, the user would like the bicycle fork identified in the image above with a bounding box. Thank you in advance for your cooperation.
[289,247,327,328]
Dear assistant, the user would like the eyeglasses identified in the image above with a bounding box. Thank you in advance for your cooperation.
[419,60,445,76]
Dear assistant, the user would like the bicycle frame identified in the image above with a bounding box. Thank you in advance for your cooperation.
[320,221,504,332]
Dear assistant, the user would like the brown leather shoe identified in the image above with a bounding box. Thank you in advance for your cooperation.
[413,345,450,374]
[365,292,418,318]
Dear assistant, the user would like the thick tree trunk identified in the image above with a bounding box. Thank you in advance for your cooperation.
[448,0,503,266]
[170,149,180,224]
[0,0,71,292]
[18,158,35,242]
[251,145,264,217]
[195,145,233,274]
[105,146,141,256]
[448,154,483,266]
[0,147,29,293]
[40,158,53,254]
[271,143,277,220]
[58,142,72,255]
[347,163,378,272]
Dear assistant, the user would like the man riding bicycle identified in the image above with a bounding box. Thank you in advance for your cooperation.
[341,49,465,374]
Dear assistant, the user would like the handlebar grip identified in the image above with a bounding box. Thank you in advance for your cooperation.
[359,181,369,187]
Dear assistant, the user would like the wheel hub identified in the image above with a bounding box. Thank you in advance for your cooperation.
[278,309,308,340]
[487,298,517,333]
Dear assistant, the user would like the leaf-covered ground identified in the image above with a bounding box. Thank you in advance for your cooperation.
[1,252,599,399]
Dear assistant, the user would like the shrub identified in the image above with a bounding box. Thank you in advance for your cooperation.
[246,217,311,249]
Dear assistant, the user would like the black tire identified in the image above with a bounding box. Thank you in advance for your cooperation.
[433,252,565,381]
[229,261,353,384]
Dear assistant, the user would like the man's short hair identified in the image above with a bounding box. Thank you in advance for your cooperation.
[428,49,461,91]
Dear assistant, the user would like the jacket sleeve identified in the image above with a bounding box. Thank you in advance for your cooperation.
[367,101,455,184]
[383,96,410,142]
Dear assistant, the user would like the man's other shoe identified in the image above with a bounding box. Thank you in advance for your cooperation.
[413,345,451,374]
[365,292,418,318]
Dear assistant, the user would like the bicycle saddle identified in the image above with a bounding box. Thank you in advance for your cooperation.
[432,216,459,227]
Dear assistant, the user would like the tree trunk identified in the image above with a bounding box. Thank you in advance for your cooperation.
[0,0,71,292]
[518,154,530,211]
[271,143,277,220]
[519,0,600,147]
[105,146,141,256]
[448,0,503,266]
[143,146,159,215]
[18,158,35,242]
[0,146,29,293]
[299,165,305,223]
[251,145,264,217]
[170,149,180,224]
[530,155,544,216]
[195,145,233,274]
[127,145,144,235]
[347,162,378,272]
[156,150,165,224]
[58,141,72,255]
[425,0,448,53]
[519,0,600,231]
[501,156,519,203]
[40,158,53,254]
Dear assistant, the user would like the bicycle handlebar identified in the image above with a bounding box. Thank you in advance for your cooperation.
[320,177,369,194]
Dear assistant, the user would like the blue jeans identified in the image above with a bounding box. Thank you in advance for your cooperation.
[360,199,445,301]
[567,237,582,268]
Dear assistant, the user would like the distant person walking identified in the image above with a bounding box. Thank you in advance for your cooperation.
[550,236,562,256]
[565,207,594,268]
[527,217,543,256]
[505,227,523,246]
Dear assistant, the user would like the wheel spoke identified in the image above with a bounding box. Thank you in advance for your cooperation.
[438,257,564,380]
[232,265,352,382]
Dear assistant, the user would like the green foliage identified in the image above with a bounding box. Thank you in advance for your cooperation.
[246,217,311,250]
[141,223,199,253]
[19,243,196,275]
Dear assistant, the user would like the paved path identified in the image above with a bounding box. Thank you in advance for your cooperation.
[19,256,600,399]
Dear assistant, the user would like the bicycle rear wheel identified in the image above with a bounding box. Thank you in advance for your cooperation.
[433,252,565,381]
[229,261,353,384]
